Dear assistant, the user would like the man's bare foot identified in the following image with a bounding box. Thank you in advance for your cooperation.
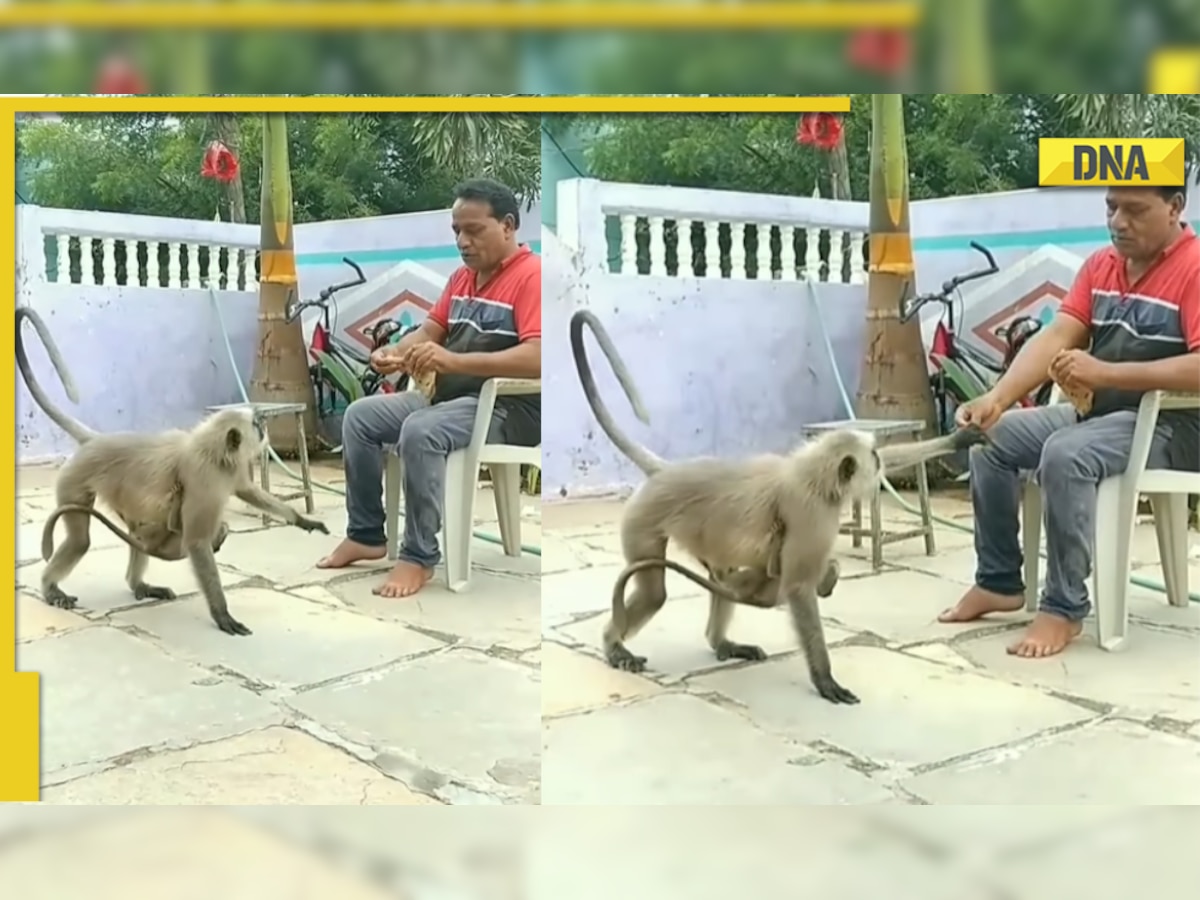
[937,586,1024,623]
[372,560,433,598]
[1007,612,1082,658]
[316,539,387,569]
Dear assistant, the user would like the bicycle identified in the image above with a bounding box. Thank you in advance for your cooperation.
[284,256,418,447]
[900,240,1054,476]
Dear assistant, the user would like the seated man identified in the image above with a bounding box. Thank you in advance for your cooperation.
[940,184,1199,658]
[316,177,541,598]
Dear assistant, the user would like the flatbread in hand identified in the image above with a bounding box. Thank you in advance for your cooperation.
[1051,374,1094,415]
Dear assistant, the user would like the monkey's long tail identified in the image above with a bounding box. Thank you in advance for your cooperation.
[16,308,97,445]
[41,504,151,562]
[569,309,665,476]
[611,559,750,631]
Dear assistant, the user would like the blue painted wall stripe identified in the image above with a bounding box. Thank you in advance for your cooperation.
[299,219,1200,263]
[297,241,541,267]
[913,220,1200,253]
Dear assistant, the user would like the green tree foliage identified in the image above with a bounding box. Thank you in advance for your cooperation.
[1057,93,1200,183]
[566,1,1200,94]
[0,31,524,95]
[17,113,541,220]
[574,95,1077,201]
[2,2,1199,95]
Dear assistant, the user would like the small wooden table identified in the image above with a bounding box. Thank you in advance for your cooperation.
[799,418,937,571]
[205,401,315,525]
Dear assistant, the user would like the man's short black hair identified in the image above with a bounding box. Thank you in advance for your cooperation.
[453,178,520,228]
[1155,185,1187,207]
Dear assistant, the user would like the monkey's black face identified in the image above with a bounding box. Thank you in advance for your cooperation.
[834,439,883,504]
[838,454,858,484]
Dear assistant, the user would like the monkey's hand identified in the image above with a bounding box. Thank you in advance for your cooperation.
[948,424,990,452]
[294,515,330,535]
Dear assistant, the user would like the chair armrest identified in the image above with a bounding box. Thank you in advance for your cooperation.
[464,378,541,462]
[1128,390,1170,482]
[1159,390,1200,412]
[494,377,541,396]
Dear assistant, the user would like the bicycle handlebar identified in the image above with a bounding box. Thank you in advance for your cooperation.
[284,257,368,324]
[899,240,999,324]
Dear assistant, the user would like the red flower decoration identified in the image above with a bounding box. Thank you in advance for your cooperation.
[796,113,843,151]
[200,140,240,183]
[847,27,911,75]
[94,55,148,95]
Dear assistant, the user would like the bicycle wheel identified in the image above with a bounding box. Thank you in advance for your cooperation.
[311,368,353,449]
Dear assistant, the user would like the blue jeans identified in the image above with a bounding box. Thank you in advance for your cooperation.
[340,393,507,568]
[971,405,1173,621]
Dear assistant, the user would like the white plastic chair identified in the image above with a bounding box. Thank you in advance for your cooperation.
[384,377,541,592]
[1022,387,1199,649]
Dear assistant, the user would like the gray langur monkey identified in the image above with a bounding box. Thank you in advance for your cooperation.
[570,308,988,704]
[18,308,221,563]
[17,307,328,636]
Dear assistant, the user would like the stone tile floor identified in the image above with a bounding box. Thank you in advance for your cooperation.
[2,804,1197,899]
[541,490,1200,805]
[15,460,541,805]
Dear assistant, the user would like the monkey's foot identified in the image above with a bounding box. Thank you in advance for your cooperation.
[133,583,177,601]
[714,640,768,663]
[214,614,252,636]
[605,644,648,673]
[813,676,860,705]
[817,559,840,598]
[43,585,78,610]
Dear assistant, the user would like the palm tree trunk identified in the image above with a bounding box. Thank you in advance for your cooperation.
[856,94,937,435]
[173,31,209,93]
[249,113,318,454]
[938,0,992,91]
[827,130,853,283]
[215,113,247,224]
[828,133,852,201]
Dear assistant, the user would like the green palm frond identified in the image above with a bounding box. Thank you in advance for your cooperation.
[1056,93,1200,183]
[410,110,541,204]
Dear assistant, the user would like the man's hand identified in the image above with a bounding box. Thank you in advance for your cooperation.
[954,390,1006,431]
[369,347,406,375]
[1049,349,1111,391]
[404,342,458,376]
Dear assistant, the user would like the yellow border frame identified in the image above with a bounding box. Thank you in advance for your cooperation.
[1148,49,1200,93]
[0,1,920,30]
[1,92,849,801]
[11,97,851,114]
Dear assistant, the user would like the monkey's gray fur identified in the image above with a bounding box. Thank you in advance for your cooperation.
[570,308,988,703]
[614,555,842,611]
[42,503,230,563]
[17,307,329,635]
